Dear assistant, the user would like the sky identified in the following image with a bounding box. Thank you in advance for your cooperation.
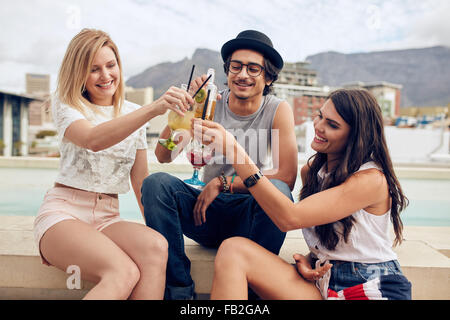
[1,0,449,93]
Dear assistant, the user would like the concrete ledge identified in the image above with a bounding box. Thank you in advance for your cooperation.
[0,156,193,173]
[0,216,449,300]
[0,156,59,169]
[1,156,450,179]
[395,166,450,179]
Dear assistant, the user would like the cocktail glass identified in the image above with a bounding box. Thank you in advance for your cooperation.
[158,84,194,150]
[184,139,213,188]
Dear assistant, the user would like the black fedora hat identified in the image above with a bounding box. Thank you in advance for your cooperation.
[221,30,284,69]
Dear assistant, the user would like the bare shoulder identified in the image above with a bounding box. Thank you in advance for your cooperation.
[344,168,388,199]
[352,168,386,183]
[351,168,390,215]
[272,101,294,129]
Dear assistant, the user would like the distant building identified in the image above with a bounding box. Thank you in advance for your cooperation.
[124,86,168,138]
[273,83,330,108]
[278,62,318,87]
[25,73,53,135]
[273,61,330,125]
[0,90,44,156]
[27,95,56,153]
[397,105,449,129]
[399,105,449,118]
[26,73,50,95]
[274,61,324,106]
[275,61,318,99]
[293,92,329,125]
[28,96,52,127]
[342,81,402,119]
[125,86,153,106]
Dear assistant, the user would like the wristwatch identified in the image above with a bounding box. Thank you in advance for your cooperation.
[243,170,263,188]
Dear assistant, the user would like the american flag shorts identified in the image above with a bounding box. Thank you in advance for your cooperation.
[327,274,412,300]
[315,260,412,300]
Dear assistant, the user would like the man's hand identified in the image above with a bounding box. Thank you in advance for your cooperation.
[193,177,222,226]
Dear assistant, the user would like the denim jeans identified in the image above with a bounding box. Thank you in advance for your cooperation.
[328,259,412,300]
[141,172,291,299]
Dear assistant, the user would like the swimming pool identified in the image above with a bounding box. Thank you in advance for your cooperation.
[0,167,449,226]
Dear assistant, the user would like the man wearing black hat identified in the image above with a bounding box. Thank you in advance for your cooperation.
[141,30,298,300]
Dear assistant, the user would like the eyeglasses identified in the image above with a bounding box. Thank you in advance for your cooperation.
[228,60,265,77]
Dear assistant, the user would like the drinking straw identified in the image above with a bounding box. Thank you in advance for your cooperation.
[201,89,211,120]
[191,74,212,99]
[187,65,195,91]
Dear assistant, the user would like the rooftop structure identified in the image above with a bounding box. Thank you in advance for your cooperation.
[0,90,44,156]
[26,73,50,96]
[343,81,403,119]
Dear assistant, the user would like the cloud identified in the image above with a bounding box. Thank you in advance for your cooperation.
[408,0,450,47]
[0,0,448,93]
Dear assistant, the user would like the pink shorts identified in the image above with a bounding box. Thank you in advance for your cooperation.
[33,187,123,266]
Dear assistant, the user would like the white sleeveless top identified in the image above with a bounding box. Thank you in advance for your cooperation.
[52,97,148,194]
[302,162,398,263]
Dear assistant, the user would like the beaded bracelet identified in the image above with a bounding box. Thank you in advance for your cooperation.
[219,172,230,193]
[230,173,236,194]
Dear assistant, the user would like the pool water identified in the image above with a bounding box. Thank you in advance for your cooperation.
[0,167,449,226]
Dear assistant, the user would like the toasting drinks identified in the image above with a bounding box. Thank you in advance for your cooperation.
[158,84,194,150]
[159,68,217,151]
[183,68,218,187]
[193,68,217,121]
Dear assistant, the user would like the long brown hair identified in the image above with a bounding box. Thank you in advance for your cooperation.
[300,89,408,250]
[57,28,124,117]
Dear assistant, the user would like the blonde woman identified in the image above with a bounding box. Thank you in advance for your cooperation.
[33,29,193,300]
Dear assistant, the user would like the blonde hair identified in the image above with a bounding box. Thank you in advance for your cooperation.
[57,28,124,117]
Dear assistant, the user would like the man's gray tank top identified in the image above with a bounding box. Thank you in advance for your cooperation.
[202,89,283,184]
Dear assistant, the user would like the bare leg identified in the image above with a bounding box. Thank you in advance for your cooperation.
[101,221,168,300]
[39,220,140,300]
[211,237,323,300]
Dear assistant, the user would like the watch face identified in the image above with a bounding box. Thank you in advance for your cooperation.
[244,171,262,188]
[245,177,256,188]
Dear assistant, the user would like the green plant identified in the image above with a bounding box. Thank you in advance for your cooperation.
[0,139,5,156]
[13,141,24,156]
[36,130,57,139]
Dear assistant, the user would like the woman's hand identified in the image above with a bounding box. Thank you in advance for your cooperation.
[293,254,333,281]
[191,119,235,158]
[193,178,222,226]
[150,86,194,117]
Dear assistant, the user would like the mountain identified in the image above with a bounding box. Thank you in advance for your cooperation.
[305,46,450,107]
[127,46,450,107]
[126,48,227,99]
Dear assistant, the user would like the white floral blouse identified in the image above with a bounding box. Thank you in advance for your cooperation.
[52,97,148,194]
